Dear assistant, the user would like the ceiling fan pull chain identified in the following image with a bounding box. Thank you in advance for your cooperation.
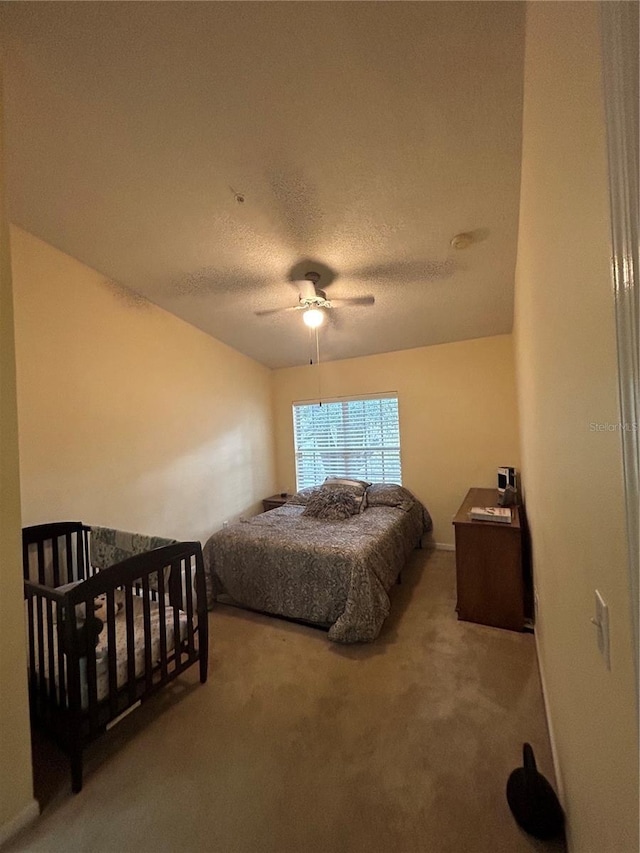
[315,326,322,406]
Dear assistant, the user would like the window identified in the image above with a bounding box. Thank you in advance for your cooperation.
[293,394,402,490]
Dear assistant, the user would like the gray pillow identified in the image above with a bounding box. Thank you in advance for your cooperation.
[302,486,360,520]
[323,477,369,494]
[365,483,416,512]
[288,480,368,510]
[323,477,369,511]
[286,486,322,506]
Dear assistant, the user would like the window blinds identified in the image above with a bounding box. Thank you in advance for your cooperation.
[292,395,402,490]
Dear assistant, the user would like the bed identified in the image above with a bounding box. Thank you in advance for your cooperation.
[203,483,432,643]
[23,522,208,792]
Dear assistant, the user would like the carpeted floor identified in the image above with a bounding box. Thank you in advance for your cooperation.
[6,549,566,853]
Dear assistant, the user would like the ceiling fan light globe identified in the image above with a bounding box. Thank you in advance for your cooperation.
[303,308,324,328]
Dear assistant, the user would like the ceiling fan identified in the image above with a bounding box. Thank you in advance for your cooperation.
[255,271,375,328]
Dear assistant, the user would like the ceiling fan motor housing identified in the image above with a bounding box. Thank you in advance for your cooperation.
[300,289,329,307]
[300,272,330,307]
[255,268,373,316]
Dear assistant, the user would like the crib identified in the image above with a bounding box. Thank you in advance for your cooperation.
[23,522,209,792]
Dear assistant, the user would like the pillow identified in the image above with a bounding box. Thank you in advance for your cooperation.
[302,486,360,520]
[365,483,416,512]
[323,477,370,494]
[287,480,369,509]
[323,477,370,511]
[286,486,323,506]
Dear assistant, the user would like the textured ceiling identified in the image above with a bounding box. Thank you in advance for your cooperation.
[1,2,525,369]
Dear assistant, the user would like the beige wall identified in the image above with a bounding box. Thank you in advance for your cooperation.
[514,3,638,851]
[11,227,276,542]
[273,334,520,546]
[0,80,36,838]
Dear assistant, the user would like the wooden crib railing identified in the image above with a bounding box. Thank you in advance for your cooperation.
[23,521,93,586]
[23,524,208,792]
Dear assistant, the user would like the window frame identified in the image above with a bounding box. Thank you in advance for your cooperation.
[292,393,402,491]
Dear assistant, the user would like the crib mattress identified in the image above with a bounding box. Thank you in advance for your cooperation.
[29,594,189,708]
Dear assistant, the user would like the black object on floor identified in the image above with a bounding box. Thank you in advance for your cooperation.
[506,743,565,840]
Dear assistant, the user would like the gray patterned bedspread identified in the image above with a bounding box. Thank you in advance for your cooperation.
[203,501,431,643]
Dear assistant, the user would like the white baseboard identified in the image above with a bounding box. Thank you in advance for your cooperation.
[0,798,39,848]
[435,542,455,551]
[534,632,565,811]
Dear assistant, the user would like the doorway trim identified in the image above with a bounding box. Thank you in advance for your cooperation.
[601,0,639,693]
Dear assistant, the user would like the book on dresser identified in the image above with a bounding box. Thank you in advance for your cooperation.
[469,506,512,523]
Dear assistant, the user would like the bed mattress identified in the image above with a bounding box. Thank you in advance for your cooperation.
[204,501,430,643]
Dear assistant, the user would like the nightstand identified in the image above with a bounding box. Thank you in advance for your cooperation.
[452,487,525,631]
[262,494,290,512]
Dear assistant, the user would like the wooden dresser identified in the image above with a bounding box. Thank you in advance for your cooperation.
[452,487,525,631]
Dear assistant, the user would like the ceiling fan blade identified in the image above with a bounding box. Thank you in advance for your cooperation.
[267,162,322,248]
[254,305,304,317]
[347,259,456,283]
[327,309,344,332]
[329,296,375,307]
